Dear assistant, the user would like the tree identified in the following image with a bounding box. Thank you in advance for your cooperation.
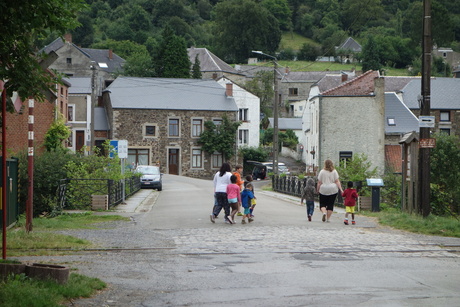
[192,55,202,79]
[361,36,382,72]
[213,0,281,63]
[154,27,191,78]
[297,43,321,61]
[261,0,293,31]
[123,52,155,77]
[244,70,274,126]
[198,116,240,161]
[0,0,85,101]
[44,116,71,152]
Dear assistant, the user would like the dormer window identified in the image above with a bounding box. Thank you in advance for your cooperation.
[387,117,396,126]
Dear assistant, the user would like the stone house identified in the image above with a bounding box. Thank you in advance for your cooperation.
[335,37,362,63]
[41,34,125,80]
[401,78,460,136]
[302,70,385,175]
[102,77,239,178]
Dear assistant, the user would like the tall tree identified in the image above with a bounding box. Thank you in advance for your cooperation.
[154,27,191,78]
[198,116,240,161]
[213,0,281,63]
[361,36,382,72]
[261,0,293,31]
[192,55,202,79]
[0,0,85,101]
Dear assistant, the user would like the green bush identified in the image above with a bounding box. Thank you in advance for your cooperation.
[18,149,79,216]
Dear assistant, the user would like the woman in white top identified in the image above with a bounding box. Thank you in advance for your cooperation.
[317,159,343,222]
[211,162,234,224]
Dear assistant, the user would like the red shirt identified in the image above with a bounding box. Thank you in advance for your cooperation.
[342,188,358,207]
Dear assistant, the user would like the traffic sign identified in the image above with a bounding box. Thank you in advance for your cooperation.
[419,116,435,128]
[419,138,436,148]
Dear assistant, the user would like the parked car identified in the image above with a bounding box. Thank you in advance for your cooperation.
[246,161,267,180]
[135,165,162,191]
[261,162,290,175]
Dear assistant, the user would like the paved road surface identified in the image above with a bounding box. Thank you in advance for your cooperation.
[18,174,460,306]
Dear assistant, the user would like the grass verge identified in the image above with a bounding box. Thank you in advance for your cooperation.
[362,210,460,238]
[0,273,106,307]
[4,213,129,256]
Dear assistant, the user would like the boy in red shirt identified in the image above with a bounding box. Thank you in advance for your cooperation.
[342,181,358,225]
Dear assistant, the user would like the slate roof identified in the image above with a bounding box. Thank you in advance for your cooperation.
[41,37,125,74]
[384,76,420,93]
[268,117,302,130]
[401,77,460,109]
[385,93,418,134]
[105,77,238,111]
[64,77,91,94]
[336,37,362,52]
[188,47,241,75]
[321,70,380,96]
[94,107,109,130]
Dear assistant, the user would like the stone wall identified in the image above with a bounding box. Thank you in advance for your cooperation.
[110,108,237,178]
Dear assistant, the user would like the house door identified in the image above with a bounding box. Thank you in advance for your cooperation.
[168,149,179,175]
[76,131,85,152]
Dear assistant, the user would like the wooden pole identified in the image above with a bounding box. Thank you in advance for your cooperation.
[2,82,7,259]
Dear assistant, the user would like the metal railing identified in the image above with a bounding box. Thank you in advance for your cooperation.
[57,176,141,210]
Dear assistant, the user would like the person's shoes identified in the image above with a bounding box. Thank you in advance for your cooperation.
[248,218,254,223]
[225,220,230,224]
[250,214,254,218]
[344,219,349,225]
[237,212,243,216]
[210,214,215,223]
[308,215,311,222]
[322,214,326,222]
[352,220,356,225]
[241,219,246,224]
[227,216,234,224]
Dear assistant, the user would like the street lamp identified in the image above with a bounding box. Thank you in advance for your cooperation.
[252,50,279,175]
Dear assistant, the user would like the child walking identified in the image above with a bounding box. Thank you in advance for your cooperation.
[342,181,358,225]
[233,165,244,216]
[226,175,241,224]
[244,175,257,217]
[241,183,255,224]
[301,178,316,221]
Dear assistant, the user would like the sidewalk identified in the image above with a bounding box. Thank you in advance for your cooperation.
[112,189,159,213]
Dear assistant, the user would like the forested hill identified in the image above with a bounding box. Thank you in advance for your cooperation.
[41,0,460,70]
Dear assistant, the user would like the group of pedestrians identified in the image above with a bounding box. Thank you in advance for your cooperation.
[210,163,256,225]
[300,159,359,225]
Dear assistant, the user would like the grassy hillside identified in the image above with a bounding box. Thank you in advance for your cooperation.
[279,32,320,51]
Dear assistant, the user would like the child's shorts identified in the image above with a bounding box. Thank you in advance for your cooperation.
[251,198,256,206]
[345,206,355,213]
[244,207,251,215]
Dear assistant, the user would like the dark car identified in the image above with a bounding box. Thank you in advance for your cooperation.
[135,165,162,191]
[246,160,268,180]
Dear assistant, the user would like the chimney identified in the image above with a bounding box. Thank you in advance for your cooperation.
[226,83,233,97]
[108,49,113,60]
[341,72,348,82]
[64,33,72,43]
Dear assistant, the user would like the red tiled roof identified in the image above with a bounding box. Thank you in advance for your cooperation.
[385,145,402,172]
[321,70,380,96]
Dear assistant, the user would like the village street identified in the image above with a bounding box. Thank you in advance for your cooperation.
[19,174,460,306]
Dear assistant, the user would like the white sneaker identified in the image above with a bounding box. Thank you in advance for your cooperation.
[227,216,234,224]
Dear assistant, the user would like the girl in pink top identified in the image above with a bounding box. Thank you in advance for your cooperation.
[226,175,242,224]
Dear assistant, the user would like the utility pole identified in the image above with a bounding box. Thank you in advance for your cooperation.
[252,51,279,174]
[419,0,432,217]
[90,61,97,155]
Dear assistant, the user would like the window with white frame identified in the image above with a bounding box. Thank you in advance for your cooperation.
[192,119,203,137]
[238,129,249,145]
[212,152,223,168]
[238,108,248,121]
[192,148,203,168]
[144,124,157,137]
[67,105,74,121]
[213,118,222,132]
[440,111,450,122]
[168,118,180,137]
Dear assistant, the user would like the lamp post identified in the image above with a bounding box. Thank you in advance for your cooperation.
[252,51,279,174]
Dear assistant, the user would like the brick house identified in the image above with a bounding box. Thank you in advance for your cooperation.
[3,78,70,156]
[102,77,239,178]
[302,70,385,174]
